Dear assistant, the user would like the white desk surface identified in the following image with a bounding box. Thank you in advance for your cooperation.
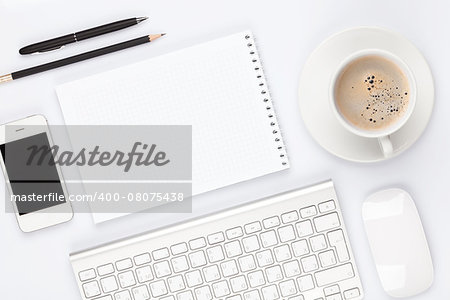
[1,0,449,299]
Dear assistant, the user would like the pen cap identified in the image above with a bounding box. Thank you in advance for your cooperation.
[19,34,76,55]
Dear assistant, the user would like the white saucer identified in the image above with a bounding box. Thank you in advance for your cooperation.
[298,27,434,162]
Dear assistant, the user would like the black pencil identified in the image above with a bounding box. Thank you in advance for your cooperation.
[0,34,165,84]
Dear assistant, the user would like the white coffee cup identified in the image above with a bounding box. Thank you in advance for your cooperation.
[329,49,417,157]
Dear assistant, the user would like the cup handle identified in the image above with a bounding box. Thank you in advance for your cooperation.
[378,135,394,157]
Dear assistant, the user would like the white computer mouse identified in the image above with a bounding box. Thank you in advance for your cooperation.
[362,188,433,298]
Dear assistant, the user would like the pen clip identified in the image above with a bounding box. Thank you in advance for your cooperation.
[37,45,65,54]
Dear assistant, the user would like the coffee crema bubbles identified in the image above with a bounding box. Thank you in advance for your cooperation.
[335,55,410,131]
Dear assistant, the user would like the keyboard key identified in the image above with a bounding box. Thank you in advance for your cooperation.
[100,275,118,293]
[195,286,213,300]
[265,265,283,283]
[136,265,154,283]
[238,255,257,272]
[177,290,194,300]
[114,290,131,300]
[263,216,280,229]
[171,242,188,255]
[291,239,310,257]
[327,230,350,262]
[221,260,239,277]
[343,288,361,299]
[206,245,225,263]
[167,275,185,292]
[278,225,296,242]
[152,248,170,261]
[189,237,207,250]
[212,280,231,297]
[248,270,266,287]
[260,230,278,247]
[256,249,274,267]
[297,274,315,292]
[226,227,244,239]
[288,296,304,300]
[118,271,136,288]
[154,260,172,278]
[315,263,355,287]
[242,235,260,253]
[314,212,340,232]
[224,240,243,258]
[300,205,317,218]
[296,220,314,237]
[326,294,342,300]
[93,296,112,300]
[149,280,168,297]
[282,260,301,277]
[160,296,175,300]
[274,244,292,262]
[134,253,151,266]
[185,270,203,287]
[243,290,261,300]
[310,234,327,252]
[261,284,279,300]
[230,275,248,292]
[279,279,297,297]
[301,255,319,272]
[281,211,299,223]
[319,250,337,267]
[244,221,262,234]
[79,269,96,282]
[97,264,114,276]
[116,258,133,271]
[82,280,101,298]
[132,285,150,300]
[207,232,225,245]
[319,200,336,213]
[203,265,221,282]
[189,251,207,268]
[324,284,340,296]
[171,256,189,273]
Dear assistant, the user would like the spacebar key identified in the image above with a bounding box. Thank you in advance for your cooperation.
[315,263,355,287]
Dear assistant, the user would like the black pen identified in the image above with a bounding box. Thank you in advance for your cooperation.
[1,34,165,84]
[19,17,148,55]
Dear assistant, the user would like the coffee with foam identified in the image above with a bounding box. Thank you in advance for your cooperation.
[334,55,410,131]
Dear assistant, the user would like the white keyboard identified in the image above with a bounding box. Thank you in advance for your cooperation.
[70,180,363,300]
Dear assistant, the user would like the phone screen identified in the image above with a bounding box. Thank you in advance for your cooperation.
[0,132,66,215]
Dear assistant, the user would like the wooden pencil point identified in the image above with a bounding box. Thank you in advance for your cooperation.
[149,34,165,42]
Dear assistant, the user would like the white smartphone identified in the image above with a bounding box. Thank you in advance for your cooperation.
[0,114,73,232]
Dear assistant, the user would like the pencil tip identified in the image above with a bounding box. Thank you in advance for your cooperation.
[148,34,166,41]
[136,17,148,23]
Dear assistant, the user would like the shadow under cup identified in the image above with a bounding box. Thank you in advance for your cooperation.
[330,50,416,157]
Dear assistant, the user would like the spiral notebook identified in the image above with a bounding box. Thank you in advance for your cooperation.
[56,30,289,223]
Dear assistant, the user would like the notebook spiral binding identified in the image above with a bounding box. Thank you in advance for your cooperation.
[245,33,288,166]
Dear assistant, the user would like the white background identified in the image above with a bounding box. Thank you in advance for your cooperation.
[0,0,449,299]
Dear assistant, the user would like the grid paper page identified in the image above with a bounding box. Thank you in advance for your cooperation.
[56,31,289,223]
